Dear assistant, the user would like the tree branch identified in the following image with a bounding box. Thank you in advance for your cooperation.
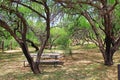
[0,19,20,41]
[0,5,28,40]
[26,39,39,51]
[12,0,47,20]
[54,0,102,10]
[103,0,119,15]
[30,0,44,5]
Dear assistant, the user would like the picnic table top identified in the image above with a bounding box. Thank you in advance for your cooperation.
[30,53,62,57]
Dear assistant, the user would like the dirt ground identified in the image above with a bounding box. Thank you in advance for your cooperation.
[0,48,119,80]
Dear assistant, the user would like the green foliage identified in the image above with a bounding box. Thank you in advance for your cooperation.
[61,15,91,37]
[78,16,90,28]
[51,27,72,55]
[4,37,19,50]
[26,30,39,45]
[111,5,120,37]
[52,28,70,49]
[108,0,115,4]
[18,6,31,16]
[0,27,19,50]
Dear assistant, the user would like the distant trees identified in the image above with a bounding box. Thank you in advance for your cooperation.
[61,15,92,45]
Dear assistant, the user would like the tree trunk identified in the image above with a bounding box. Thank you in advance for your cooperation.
[104,36,114,66]
[1,40,4,52]
[104,53,113,66]
[20,42,41,74]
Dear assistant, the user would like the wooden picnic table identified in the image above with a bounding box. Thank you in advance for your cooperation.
[23,53,64,67]
[31,53,63,60]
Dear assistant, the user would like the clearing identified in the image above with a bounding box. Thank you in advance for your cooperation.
[0,48,119,80]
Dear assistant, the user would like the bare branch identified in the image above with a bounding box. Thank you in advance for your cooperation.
[30,0,44,5]
[54,0,102,10]
[12,0,47,20]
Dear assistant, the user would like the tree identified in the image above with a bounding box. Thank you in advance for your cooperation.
[0,0,51,74]
[0,28,7,51]
[55,0,120,66]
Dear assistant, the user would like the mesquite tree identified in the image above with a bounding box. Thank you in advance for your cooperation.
[0,0,51,74]
[55,0,120,66]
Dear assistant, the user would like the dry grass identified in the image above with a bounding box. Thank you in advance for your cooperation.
[0,48,119,80]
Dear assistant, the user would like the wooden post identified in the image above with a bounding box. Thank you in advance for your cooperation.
[118,64,120,80]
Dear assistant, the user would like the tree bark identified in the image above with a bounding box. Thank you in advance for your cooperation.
[20,42,41,74]
[1,40,4,52]
[104,53,113,66]
[26,39,39,51]
[104,36,114,66]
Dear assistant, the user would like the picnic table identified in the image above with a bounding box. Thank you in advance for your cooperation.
[23,53,64,67]
[31,53,63,60]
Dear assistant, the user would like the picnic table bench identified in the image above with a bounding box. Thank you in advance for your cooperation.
[23,53,64,67]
